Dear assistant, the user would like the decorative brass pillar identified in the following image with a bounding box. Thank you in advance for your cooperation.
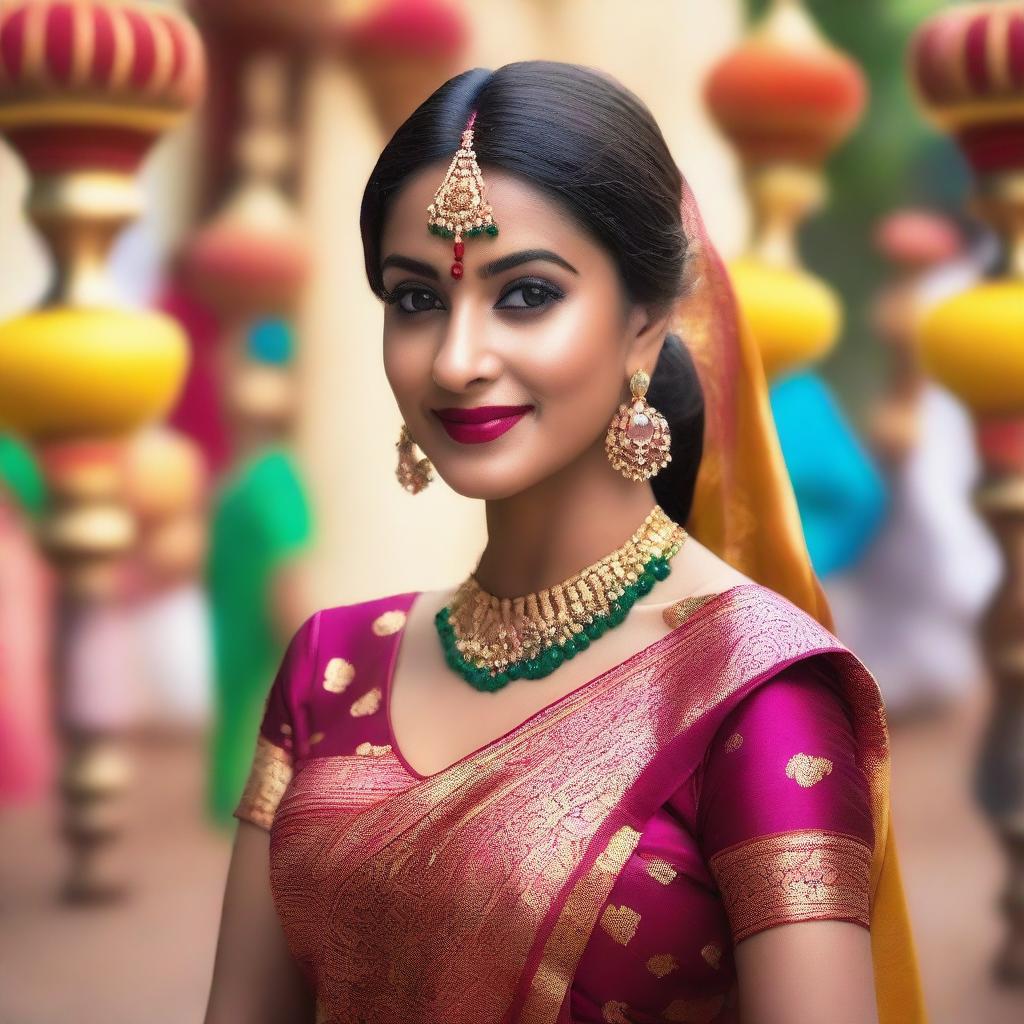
[0,0,205,901]
[334,0,469,137]
[911,0,1024,983]
[179,48,311,462]
[182,51,309,325]
[704,0,867,380]
[868,210,962,466]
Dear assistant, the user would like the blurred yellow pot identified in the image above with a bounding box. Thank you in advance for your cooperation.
[0,307,188,438]
[919,281,1024,416]
[729,257,842,381]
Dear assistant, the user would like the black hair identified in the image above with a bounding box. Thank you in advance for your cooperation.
[359,60,704,525]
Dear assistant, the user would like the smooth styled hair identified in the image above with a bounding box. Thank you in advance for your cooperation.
[359,60,704,525]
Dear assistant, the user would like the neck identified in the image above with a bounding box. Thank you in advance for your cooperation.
[472,438,662,597]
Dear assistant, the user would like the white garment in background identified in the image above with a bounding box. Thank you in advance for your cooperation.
[64,600,144,731]
[64,582,213,730]
[828,384,1001,715]
[829,240,1003,716]
[132,582,213,727]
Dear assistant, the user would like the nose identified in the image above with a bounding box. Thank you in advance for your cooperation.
[431,293,500,392]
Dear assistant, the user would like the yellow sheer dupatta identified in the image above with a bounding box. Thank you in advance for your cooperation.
[674,177,927,1022]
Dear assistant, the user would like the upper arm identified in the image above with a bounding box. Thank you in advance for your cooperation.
[234,610,321,829]
[207,612,321,1022]
[734,919,878,1024]
[204,822,314,1024]
[695,660,879,1021]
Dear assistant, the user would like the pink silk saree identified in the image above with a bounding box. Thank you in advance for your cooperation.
[236,581,906,1023]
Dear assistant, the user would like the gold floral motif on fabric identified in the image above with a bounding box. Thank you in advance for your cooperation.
[708,828,871,942]
[349,686,382,717]
[602,999,631,1023]
[372,609,407,636]
[662,992,726,1023]
[234,736,293,830]
[599,902,641,946]
[522,825,643,1020]
[785,752,833,787]
[323,656,355,694]
[645,856,678,885]
[646,952,679,978]
[700,942,723,970]
[355,741,392,757]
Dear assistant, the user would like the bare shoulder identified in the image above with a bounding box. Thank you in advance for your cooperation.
[396,586,457,638]
[636,535,753,608]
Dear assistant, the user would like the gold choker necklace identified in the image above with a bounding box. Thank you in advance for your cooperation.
[434,504,688,691]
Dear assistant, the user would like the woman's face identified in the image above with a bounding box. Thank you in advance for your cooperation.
[379,163,671,500]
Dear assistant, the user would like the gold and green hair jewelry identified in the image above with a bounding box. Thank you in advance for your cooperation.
[427,109,499,280]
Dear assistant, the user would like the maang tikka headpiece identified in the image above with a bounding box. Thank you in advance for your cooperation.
[427,110,499,279]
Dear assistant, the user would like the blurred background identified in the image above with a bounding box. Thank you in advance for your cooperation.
[0,0,1023,1021]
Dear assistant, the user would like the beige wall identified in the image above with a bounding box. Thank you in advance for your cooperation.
[0,149,48,320]
[297,0,745,608]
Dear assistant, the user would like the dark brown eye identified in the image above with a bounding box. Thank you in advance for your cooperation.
[387,286,442,313]
[496,280,563,310]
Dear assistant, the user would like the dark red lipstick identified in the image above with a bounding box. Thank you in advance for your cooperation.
[433,404,533,444]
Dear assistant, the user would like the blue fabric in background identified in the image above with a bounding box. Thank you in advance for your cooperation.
[769,371,888,579]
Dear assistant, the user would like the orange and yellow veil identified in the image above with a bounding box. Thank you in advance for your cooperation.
[676,175,927,1023]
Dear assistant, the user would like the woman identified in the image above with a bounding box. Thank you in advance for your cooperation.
[206,62,925,1023]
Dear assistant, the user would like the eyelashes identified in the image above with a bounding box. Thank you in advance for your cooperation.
[383,285,442,314]
[497,281,564,310]
[383,277,565,316]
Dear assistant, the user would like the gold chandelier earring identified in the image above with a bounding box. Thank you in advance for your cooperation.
[396,423,434,494]
[605,369,672,481]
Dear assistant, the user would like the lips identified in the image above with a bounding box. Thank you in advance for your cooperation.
[432,404,533,444]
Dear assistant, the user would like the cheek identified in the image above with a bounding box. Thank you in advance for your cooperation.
[383,331,430,401]
[519,297,625,412]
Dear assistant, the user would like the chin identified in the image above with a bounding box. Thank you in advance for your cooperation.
[427,454,552,502]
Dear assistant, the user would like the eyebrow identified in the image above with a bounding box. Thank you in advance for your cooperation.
[479,249,579,278]
[380,248,579,281]
[380,254,439,280]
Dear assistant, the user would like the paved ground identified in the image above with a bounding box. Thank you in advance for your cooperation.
[0,734,231,1024]
[1,687,1023,1023]
[887,685,1024,1023]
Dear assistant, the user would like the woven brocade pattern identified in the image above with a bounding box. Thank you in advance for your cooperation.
[708,828,871,942]
[235,737,293,830]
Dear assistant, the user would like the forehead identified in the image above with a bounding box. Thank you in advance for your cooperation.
[380,162,602,263]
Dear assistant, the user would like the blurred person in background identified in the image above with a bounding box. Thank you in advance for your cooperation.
[0,434,54,804]
[206,318,314,827]
[771,370,887,581]
[205,62,923,1023]
[123,426,214,729]
[828,212,1001,719]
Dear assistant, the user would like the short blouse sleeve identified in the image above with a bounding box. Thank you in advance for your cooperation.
[233,610,320,831]
[694,658,874,944]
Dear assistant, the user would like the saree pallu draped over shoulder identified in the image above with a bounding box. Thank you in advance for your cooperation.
[268,584,919,1024]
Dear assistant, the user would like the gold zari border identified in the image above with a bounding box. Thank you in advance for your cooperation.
[521,824,643,1021]
[234,736,294,831]
[708,828,871,943]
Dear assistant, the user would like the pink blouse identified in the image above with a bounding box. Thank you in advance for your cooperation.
[235,591,873,1023]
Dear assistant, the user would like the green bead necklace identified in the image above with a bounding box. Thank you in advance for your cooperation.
[435,505,687,692]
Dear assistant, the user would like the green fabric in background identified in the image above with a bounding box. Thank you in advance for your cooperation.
[0,435,46,519]
[206,446,313,825]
